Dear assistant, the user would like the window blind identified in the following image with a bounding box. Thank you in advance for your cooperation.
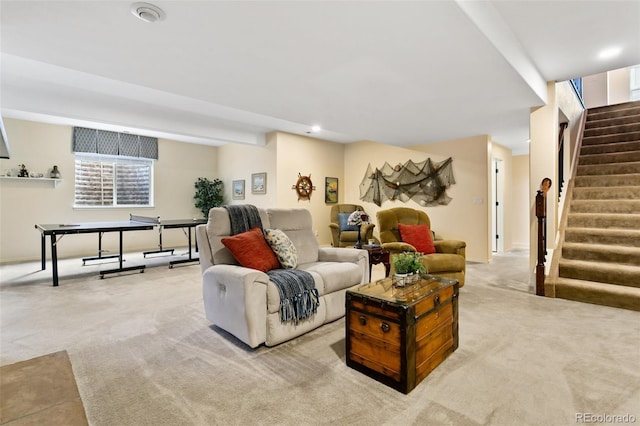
[73,127,158,159]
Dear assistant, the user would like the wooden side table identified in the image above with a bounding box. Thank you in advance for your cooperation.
[363,245,390,278]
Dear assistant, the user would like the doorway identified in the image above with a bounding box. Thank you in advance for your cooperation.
[491,158,504,253]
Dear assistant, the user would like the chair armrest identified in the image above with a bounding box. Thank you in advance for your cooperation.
[202,264,269,348]
[434,239,466,256]
[196,224,213,274]
[203,264,269,287]
[319,246,367,263]
[329,223,340,230]
[381,241,416,255]
[318,247,369,283]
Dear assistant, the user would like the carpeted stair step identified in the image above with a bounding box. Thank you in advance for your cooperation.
[585,113,640,130]
[558,258,640,288]
[582,131,640,145]
[567,213,640,229]
[583,122,640,137]
[581,140,640,155]
[553,277,640,311]
[578,150,640,165]
[564,227,640,247]
[570,199,640,214]
[574,173,640,187]
[572,186,640,200]
[577,161,640,176]
[586,102,640,120]
[562,242,640,266]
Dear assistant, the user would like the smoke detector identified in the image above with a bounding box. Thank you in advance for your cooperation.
[131,2,166,23]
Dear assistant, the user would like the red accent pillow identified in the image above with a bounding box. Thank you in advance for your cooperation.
[398,223,436,254]
[221,227,280,272]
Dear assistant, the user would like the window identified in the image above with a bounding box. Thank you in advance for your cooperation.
[74,154,153,207]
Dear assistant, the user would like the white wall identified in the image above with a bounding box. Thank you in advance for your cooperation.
[0,118,218,263]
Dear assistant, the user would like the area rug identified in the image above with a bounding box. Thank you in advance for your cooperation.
[0,350,88,425]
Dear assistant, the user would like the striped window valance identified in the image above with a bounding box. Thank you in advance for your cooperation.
[73,127,158,159]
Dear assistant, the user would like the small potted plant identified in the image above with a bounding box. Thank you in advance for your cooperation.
[392,251,426,286]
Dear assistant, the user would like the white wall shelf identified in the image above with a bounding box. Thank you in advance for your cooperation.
[0,176,63,187]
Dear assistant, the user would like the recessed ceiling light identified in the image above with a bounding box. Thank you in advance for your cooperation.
[131,2,166,23]
[598,46,622,60]
[311,125,321,133]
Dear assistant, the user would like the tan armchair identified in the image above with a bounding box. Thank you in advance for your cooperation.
[329,204,376,248]
[376,207,466,286]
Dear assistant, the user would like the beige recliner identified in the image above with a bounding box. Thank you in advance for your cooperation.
[376,207,466,286]
[329,204,376,247]
[196,207,369,348]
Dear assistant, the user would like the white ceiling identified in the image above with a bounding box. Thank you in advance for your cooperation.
[1,1,639,155]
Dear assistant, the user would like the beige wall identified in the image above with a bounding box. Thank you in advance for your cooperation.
[511,155,530,249]
[529,82,559,269]
[272,132,345,245]
[217,133,278,208]
[609,67,632,105]
[344,136,492,263]
[414,136,491,263]
[2,119,527,266]
[583,67,633,108]
[0,118,218,263]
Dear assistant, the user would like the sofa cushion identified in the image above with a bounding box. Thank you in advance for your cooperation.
[398,223,436,254]
[297,261,363,294]
[221,227,280,272]
[338,213,359,231]
[267,208,319,264]
[264,228,297,269]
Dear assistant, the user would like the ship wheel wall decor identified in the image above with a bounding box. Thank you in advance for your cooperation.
[292,173,316,200]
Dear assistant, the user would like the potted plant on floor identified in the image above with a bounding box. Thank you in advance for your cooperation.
[194,177,224,218]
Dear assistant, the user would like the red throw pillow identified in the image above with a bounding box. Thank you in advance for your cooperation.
[221,227,280,272]
[398,223,436,254]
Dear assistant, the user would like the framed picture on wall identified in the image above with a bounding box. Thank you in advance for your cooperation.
[232,180,245,200]
[325,177,338,203]
[251,172,267,194]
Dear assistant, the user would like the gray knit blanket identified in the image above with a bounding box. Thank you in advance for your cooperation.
[223,204,263,235]
[223,204,318,324]
[267,269,319,325]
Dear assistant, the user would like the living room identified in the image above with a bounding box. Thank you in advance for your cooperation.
[1,1,640,425]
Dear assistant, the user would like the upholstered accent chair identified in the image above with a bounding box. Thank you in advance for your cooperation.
[376,207,466,286]
[329,204,376,248]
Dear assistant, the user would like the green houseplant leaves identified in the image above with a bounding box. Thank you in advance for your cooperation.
[194,177,224,218]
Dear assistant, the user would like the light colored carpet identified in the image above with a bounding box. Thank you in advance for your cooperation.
[1,251,639,425]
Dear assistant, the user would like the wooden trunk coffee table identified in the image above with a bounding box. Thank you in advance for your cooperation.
[345,274,459,394]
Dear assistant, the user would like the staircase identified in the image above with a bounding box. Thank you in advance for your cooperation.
[551,101,640,311]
